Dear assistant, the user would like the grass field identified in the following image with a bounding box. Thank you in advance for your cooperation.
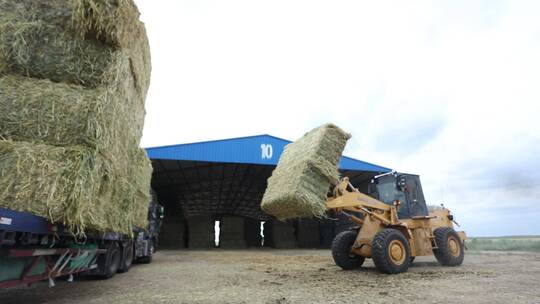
[467,235,540,252]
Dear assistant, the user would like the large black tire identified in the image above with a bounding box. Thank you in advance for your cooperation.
[433,227,464,266]
[97,242,121,279]
[118,242,134,273]
[137,240,154,264]
[372,229,411,274]
[331,230,365,270]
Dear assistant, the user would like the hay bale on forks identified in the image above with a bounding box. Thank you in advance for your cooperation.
[0,0,152,235]
[261,124,351,220]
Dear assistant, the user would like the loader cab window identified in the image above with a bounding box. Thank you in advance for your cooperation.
[375,181,400,205]
[374,175,427,219]
[374,178,408,218]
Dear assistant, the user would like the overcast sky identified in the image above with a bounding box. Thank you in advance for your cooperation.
[135,0,540,237]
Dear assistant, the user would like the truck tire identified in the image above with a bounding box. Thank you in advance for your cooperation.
[97,242,121,279]
[433,227,464,266]
[331,230,365,270]
[138,240,154,264]
[372,229,411,274]
[118,242,134,273]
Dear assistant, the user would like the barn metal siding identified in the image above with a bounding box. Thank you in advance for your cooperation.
[145,134,390,173]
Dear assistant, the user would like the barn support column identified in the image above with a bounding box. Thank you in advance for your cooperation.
[244,218,262,247]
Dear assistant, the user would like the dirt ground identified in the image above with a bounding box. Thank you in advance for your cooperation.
[1,249,539,304]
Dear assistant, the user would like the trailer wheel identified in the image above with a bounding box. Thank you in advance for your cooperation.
[97,242,121,279]
[372,229,411,274]
[433,227,464,266]
[118,242,134,273]
[331,230,365,270]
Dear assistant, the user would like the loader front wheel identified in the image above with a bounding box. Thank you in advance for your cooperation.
[433,227,464,266]
[372,229,410,274]
[331,230,365,270]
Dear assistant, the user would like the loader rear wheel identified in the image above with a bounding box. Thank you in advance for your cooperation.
[433,227,464,266]
[372,229,410,274]
[331,230,365,270]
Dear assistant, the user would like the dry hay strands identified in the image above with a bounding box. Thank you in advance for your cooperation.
[0,17,115,88]
[0,140,152,235]
[0,56,145,156]
[0,0,151,96]
[0,0,144,48]
[261,123,351,220]
[71,0,145,48]
[0,0,153,235]
[0,140,103,235]
[127,148,153,228]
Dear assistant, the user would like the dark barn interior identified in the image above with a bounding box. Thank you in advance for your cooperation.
[146,135,390,249]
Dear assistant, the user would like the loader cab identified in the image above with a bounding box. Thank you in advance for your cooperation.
[369,172,428,219]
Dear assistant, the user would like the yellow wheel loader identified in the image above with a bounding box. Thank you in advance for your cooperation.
[328,171,466,274]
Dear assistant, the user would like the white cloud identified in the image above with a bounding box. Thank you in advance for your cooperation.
[135,0,540,236]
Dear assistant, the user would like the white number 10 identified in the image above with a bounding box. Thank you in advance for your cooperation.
[260,144,273,159]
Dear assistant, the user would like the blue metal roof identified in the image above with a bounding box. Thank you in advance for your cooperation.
[145,134,391,173]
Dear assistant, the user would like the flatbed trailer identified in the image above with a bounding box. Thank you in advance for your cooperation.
[0,197,163,288]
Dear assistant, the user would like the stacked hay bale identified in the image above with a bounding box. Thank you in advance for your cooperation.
[261,123,351,220]
[159,203,186,249]
[0,0,152,235]
[265,220,296,249]
[219,216,247,249]
[296,218,320,248]
[186,216,215,249]
[318,219,336,249]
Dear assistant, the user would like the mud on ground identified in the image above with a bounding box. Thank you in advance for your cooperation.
[1,250,539,304]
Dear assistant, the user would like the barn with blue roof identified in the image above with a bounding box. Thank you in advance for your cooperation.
[145,134,391,249]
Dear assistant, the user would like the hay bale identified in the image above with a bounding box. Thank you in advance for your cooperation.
[0,140,104,234]
[0,59,144,145]
[0,0,152,235]
[0,55,145,169]
[261,124,350,220]
[0,0,151,96]
[0,0,142,45]
[0,140,150,235]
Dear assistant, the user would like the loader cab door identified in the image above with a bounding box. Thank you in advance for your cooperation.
[372,173,428,219]
[401,174,428,218]
[372,175,409,219]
